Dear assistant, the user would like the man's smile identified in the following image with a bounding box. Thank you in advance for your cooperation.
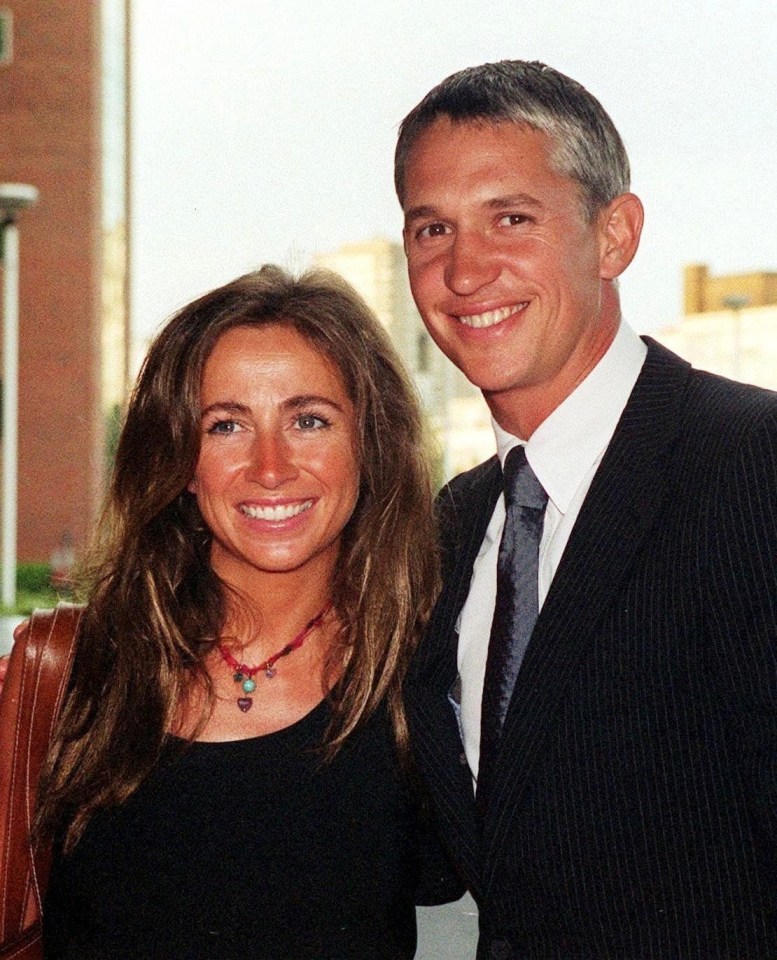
[454,303,528,329]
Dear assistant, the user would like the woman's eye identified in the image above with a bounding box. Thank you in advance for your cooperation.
[207,419,240,435]
[296,413,328,430]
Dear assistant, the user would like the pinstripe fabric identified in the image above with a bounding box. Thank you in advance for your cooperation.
[408,339,777,959]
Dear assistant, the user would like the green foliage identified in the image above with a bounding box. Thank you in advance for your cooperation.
[105,401,124,477]
[16,561,51,592]
[0,562,66,616]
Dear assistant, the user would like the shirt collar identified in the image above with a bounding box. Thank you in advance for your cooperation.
[493,321,647,514]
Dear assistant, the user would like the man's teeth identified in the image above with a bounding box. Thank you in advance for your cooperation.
[456,303,525,329]
[241,501,313,521]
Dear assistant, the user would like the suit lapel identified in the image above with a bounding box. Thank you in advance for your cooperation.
[481,340,693,891]
[409,456,502,892]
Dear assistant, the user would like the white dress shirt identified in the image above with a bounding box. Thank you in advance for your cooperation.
[457,321,647,783]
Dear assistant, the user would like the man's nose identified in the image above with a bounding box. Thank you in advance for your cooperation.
[247,431,298,488]
[443,230,501,296]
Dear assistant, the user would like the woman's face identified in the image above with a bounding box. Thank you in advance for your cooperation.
[188,323,360,594]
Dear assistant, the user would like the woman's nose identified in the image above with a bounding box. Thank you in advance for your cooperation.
[246,432,298,488]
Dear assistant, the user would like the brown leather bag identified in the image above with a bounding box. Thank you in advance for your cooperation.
[0,604,83,959]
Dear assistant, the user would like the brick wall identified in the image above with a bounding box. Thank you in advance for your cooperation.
[0,1,104,562]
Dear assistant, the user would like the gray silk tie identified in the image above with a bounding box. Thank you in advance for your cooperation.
[478,445,548,806]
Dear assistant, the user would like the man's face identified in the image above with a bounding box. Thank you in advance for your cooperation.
[402,118,624,435]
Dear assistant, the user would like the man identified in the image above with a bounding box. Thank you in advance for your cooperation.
[397,60,777,958]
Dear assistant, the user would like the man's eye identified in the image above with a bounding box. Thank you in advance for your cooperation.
[498,213,529,227]
[417,222,449,239]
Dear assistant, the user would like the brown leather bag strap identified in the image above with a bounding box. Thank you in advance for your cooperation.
[0,603,83,946]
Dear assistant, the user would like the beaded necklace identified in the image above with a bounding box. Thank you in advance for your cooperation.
[217,602,332,712]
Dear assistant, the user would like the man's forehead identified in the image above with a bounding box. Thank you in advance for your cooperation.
[410,114,550,147]
[401,122,575,215]
[405,118,555,174]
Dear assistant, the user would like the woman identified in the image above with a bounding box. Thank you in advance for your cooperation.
[32,265,459,958]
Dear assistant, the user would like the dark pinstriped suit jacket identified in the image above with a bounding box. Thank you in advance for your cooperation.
[407,339,777,959]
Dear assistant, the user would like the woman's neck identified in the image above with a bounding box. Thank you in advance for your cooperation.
[221,574,333,657]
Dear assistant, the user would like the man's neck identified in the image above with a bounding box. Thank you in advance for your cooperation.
[486,310,621,439]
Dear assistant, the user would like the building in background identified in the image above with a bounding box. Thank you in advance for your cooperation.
[314,238,493,480]
[655,264,777,390]
[0,1,130,564]
[682,263,777,315]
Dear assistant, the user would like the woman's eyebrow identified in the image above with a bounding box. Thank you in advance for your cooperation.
[200,400,250,417]
[283,394,346,413]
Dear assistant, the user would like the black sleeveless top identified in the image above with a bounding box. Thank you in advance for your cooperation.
[44,701,446,959]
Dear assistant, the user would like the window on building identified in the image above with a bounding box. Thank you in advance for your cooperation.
[417,332,432,373]
[0,8,12,66]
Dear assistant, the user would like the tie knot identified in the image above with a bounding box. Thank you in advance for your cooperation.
[502,446,548,511]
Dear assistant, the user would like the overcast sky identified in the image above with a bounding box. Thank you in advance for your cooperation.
[130,0,777,343]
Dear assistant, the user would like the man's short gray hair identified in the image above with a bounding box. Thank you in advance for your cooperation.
[394,60,630,222]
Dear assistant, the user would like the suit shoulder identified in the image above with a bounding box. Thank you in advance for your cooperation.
[684,366,777,441]
[434,456,499,556]
[436,455,499,511]
[645,338,777,442]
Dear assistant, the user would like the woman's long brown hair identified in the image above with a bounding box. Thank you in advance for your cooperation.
[35,265,440,852]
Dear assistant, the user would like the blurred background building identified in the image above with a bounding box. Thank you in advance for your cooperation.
[655,264,777,390]
[0,1,130,564]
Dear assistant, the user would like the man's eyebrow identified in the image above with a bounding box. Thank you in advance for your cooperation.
[486,193,544,211]
[403,204,440,224]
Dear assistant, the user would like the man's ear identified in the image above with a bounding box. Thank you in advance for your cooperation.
[598,193,644,280]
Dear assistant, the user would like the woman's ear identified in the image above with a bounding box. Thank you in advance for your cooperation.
[598,193,644,281]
